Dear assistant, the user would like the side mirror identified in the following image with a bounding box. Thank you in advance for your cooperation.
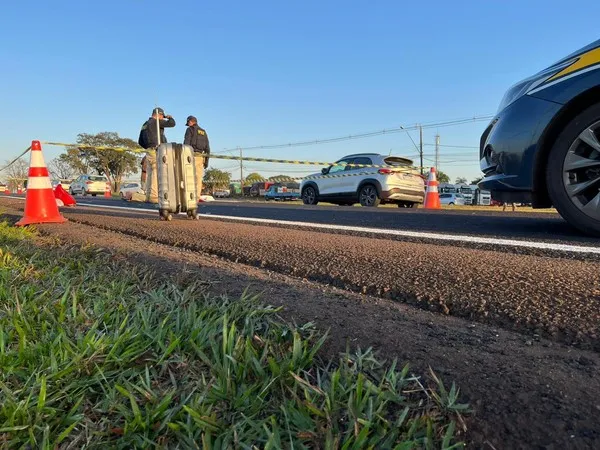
[321,167,329,175]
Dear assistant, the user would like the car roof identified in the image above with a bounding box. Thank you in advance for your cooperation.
[339,153,382,158]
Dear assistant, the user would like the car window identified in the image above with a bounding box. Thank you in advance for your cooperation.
[346,157,373,171]
[329,159,352,174]
[440,193,450,198]
[456,193,464,198]
[89,176,107,182]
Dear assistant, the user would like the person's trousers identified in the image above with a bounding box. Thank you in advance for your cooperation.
[144,149,158,203]
[194,154,205,200]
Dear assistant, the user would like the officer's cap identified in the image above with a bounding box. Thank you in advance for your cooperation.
[186,116,197,123]
[153,107,165,115]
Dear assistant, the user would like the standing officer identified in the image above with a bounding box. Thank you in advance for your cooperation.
[138,107,176,203]
[183,115,210,199]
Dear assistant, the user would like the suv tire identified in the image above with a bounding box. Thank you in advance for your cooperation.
[359,184,380,207]
[302,186,319,205]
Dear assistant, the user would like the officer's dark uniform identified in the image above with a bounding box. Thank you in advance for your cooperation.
[184,120,210,168]
[184,116,210,198]
[138,112,176,149]
[138,107,176,202]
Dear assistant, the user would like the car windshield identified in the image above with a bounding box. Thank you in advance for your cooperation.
[384,156,413,166]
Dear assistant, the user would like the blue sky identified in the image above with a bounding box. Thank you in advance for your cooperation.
[2,0,599,182]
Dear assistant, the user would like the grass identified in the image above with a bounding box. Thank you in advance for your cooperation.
[0,222,469,449]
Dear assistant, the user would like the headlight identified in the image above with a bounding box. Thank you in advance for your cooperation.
[496,58,577,113]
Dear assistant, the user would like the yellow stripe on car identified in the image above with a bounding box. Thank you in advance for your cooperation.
[547,47,600,82]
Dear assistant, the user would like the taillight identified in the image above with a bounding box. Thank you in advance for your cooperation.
[378,168,394,175]
[85,181,93,185]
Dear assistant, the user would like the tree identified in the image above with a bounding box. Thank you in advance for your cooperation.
[61,132,140,192]
[48,157,77,180]
[204,168,231,192]
[455,177,468,185]
[2,159,28,192]
[470,176,483,185]
[245,172,264,184]
[437,170,450,184]
[268,175,294,182]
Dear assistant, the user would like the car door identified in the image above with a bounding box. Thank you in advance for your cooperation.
[343,157,373,195]
[72,176,82,193]
[317,158,352,196]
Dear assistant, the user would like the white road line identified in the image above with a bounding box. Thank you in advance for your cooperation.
[4,197,600,254]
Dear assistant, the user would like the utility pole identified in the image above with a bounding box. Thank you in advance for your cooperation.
[419,125,424,176]
[435,134,440,172]
[239,147,244,190]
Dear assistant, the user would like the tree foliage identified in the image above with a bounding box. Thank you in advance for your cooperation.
[60,132,140,192]
[455,177,468,185]
[245,172,264,184]
[48,157,77,180]
[204,168,231,192]
[436,170,450,184]
[2,159,29,191]
[268,174,295,182]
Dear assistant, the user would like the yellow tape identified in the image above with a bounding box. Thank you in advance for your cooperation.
[41,141,426,172]
[0,146,32,174]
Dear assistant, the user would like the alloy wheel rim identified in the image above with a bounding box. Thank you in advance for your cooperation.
[563,120,600,221]
[361,187,376,206]
[305,188,315,203]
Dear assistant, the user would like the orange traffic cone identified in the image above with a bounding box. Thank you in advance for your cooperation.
[3,187,8,195]
[54,184,77,207]
[104,183,111,198]
[423,167,441,209]
[16,141,67,226]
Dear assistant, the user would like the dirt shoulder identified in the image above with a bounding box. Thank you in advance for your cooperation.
[0,200,598,449]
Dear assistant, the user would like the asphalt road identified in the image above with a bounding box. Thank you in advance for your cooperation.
[70,196,600,245]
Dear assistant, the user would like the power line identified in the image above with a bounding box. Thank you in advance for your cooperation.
[423,143,479,149]
[220,115,493,152]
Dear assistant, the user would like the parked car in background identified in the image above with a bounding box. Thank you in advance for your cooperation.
[69,174,109,196]
[119,182,144,198]
[479,38,600,235]
[439,193,465,206]
[264,183,301,201]
[213,189,231,198]
[300,153,424,207]
[51,179,72,191]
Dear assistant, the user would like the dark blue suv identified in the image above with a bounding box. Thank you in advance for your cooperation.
[480,39,600,235]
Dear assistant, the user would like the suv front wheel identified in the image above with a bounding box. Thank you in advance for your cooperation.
[359,184,381,207]
[302,186,319,205]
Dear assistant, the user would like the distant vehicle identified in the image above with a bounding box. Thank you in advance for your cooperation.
[51,179,72,191]
[249,182,274,197]
[480,38,600,235]
[300,153,425,207]
[213,189,230,198]
[119,182,144,198]
[439,193,465,206]
[264,183,300,201]
[69,174,109,196]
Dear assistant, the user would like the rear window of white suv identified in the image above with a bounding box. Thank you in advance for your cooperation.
[89,176,107,182]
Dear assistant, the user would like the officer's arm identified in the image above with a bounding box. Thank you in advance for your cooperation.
[161,117,176,128]
[184,127,193,146]
[205,133,211,153]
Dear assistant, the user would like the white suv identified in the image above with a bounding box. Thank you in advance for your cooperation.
[70,174,110,197]
[300,153,425,207]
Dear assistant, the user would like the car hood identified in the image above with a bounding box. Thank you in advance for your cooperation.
[550,39,600,68]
